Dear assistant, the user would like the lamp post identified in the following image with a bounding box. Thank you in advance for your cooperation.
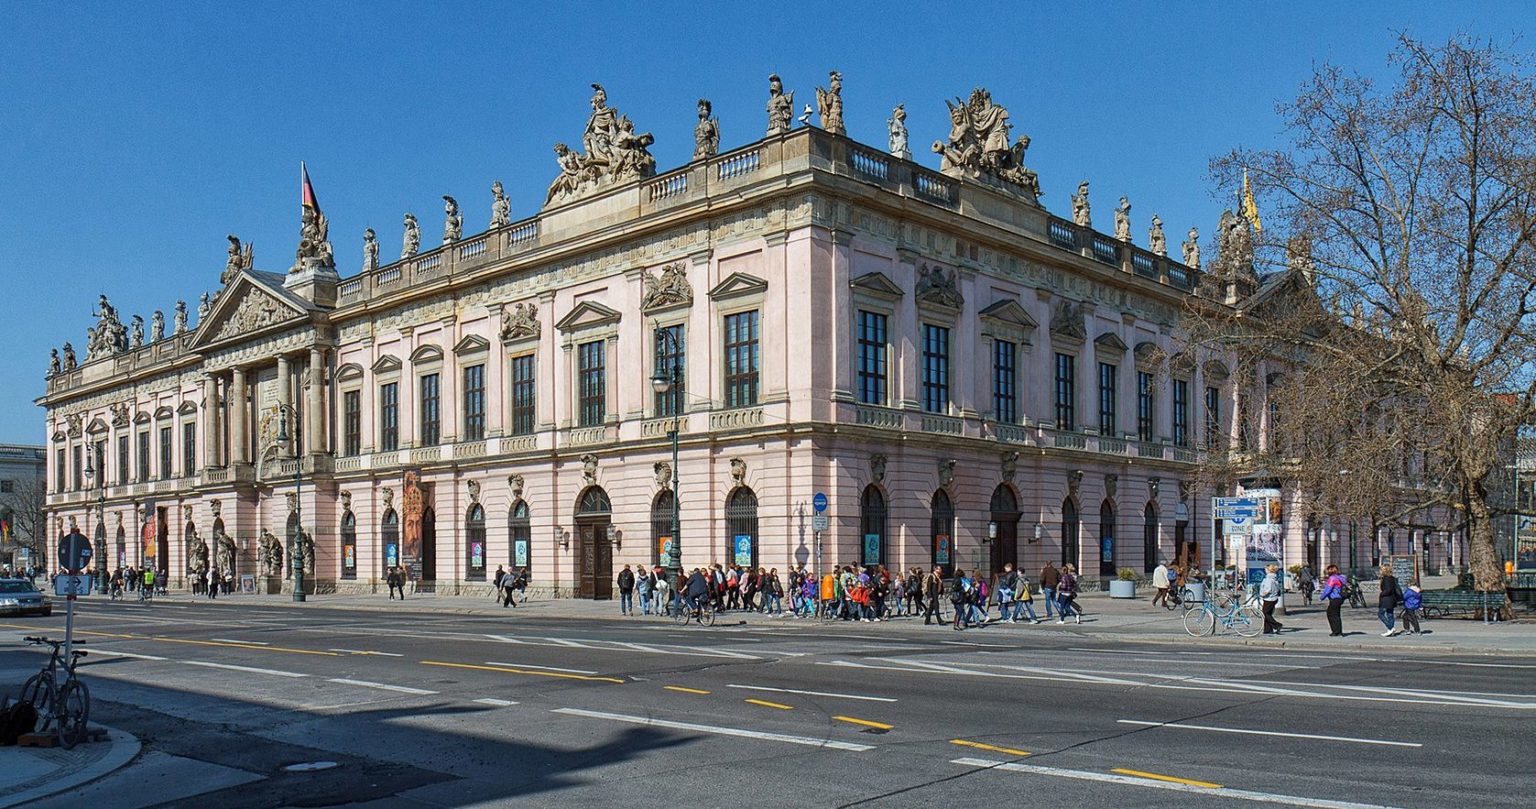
[83,446,107,594]
[650,324,683,575]
[274,404,306,602]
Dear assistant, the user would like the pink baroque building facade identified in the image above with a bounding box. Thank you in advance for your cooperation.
[46,92,1390,597]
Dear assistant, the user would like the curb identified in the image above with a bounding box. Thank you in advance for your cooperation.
[0,725,141,809]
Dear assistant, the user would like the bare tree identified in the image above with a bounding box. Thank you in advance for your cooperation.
[1,474,49,569]
[1191,35,1536,594]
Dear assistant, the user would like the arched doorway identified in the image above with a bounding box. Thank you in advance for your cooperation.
[931,490,955,576]
[725,487,759,569]
[465,505,486,581]
[1099,500,1117,577]
[989,485,1020,576]
[420,507,437,584]
[1061,498,1079,568]
[381,508,400,575]
[575,486,613,599]
[508,501,530,575]
[115,524,126,569]
[1143,503,1159,574]
[860,486,886,569]
[651,490,676,569]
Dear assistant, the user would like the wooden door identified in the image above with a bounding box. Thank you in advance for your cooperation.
[593,523,613,600]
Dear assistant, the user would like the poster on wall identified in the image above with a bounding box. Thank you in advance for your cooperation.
[343,544,356,572]
[1518,516,1536,570]
[141,505,157,565]
[385,542,399,568]
[401,470,425,580]
[733,535,753,567]
[658,536,675,568]
[514,539,528,568]
[471,541,484,570]
[935,534,951,566]
[862,534,881,567]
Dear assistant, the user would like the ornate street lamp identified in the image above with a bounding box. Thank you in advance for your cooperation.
[83,448,107,594]
[651,324,683,574]
[275,405,306,602]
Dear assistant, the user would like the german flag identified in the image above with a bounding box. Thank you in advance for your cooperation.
[301,162,321,214]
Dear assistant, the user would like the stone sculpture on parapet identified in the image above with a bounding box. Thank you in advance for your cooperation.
[131,315,143,348]
[198,293,211,322]
[816,70,845,136]
[363,228,379,272]
[47,349,60,378]
[295,202,334,269]
[1115,197,1132,242]
[1149,215,1167,256]
[62,342,77,371]
[223,235,253,285]
[694,99,720,160]
[1071,181,1091,227]
[151,311,165,342]
[765,74,795,136]
[931,88,1041,201]
[1182,227,1201,269]
[887,104,910,160]
[490,181,511,227]
[544,83,657,207]
[401,213,420,259]
[173,300,188,335]
[443,195,463,244]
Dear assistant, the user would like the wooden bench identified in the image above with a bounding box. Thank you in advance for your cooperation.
[1419,589,1508,620]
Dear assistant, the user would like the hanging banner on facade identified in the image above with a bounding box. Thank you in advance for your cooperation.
[343,543,356,572]
[401,470,425,580]
[513,539,528,568]
[733,534,753,567]
[141,504,157,565]
[1517,515,1536,570]
[658,536,676,567]
[935,534,951,566]
[471,540,484,570]
[862,534,881,567]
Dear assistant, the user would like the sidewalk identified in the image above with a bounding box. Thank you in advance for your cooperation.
[0,726,139,809]
[150,587,1536,656]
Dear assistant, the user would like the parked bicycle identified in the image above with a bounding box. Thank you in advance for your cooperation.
[18,636,90,748]
[1183,596,1262,638]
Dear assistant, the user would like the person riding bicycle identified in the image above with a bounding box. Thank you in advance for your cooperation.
[684,568,711,614]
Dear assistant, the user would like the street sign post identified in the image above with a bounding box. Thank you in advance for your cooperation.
[812,492,828,512]
[59,531,93,574]
[812,513,829,532]
[55,530,93,664]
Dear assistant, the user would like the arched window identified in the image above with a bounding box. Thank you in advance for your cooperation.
[724,487,759,569]
[1099,500,1117,576]
[861,486,887,568]
[1143,503,1158,574]
[931,489,955,574]
[651,489,676,569]
[1061,498,1079,567]
[465,504,486,581]
[577,486,612,516]
[341,511,357,579]
[508,501,530,574]
[381,508,400,577]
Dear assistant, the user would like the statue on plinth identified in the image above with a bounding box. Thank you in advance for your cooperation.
[47,349,60,378]
[815,70,845,136]
[151,311,165,342]
[173,300,188,335]
[765,73,795,136]
[363,228,379,272]
[198,292,211,323]
[1182,227,1201,269]
[62,342,77,371]
[887,104,910,160]
[258,529,284,577]
[401,213,420,259]
[1071,181,1091,227]
[543,83,657,207]
[1148,215,1167,256]
[294,164,335,269]
[490,181,511,227]
[442,195,462,244]
[931,88,1040,200]
[693,99,720,160]
[131,315,144,348]
[222,235,253,285]
[1115,197,1132,242]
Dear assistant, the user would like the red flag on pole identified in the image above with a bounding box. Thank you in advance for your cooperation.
[301,162,320,214]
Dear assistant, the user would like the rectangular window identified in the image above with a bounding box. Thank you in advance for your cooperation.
[462,364,486,442]
[653,325,686,417]
[55,448,65,493]
[1172,379,1189,447]
[182,422,196,475]
[921,324,950,414]
[1054,353,1076,430]
[0,480,11,494]
[578,340,606,427]
[419,373,440,446]
[1137,371,1155,442]
[137,431,150,481]
[724,311,760,408]
[379,382,399,452]
[93,440,106,488]
[342,391,361,456]
[1098,362,1118,436]
[72,445,82,491]
[1205,386,1221,447]
[857,311,888,406]
[117,435,129,486]
[158,426,172,480]
[510,355,536,436]
[993,339,1017,423]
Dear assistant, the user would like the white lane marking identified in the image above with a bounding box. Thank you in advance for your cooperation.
[1116,719,1422,748]
[185,661,308,678]
[475,698,519,706]
[726,684,897,703]
[88,649,168,661]
[552,708,875,752]
[328,678,438,695]
[939,640,1013,648]
[485,662,598,675]
[1416,660,1536,669]
[210,638,269,645]
[1067,646,1368,662]
[950,758,1402,808]
[328,648,404,657]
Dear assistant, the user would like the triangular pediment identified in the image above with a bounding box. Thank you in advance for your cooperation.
[177,400,198,415]
[85,416,109,435]
[556,301,622,333]
[978,299,1037,330]
[454,335,490,356]
[190,273,310,349]
[850,272,904,300]
[154,406,174,420]
[1134,342,1165,368]
[132,411,151,425]
[1094,332,1129,354]
[708,272,768,302]
[372,355,401,374]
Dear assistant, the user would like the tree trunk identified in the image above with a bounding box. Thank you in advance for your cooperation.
[1465,496,1506,592]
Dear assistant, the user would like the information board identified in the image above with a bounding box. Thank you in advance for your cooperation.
[1387,554,1419,586]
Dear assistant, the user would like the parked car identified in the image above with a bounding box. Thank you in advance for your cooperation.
[0,578,53,617]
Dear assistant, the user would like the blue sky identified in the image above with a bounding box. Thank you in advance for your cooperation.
[0,1,1524,443]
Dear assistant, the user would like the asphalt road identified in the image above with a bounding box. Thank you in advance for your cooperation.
[2,599,1532,808]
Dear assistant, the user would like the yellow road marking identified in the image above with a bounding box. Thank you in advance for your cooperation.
[70,630,137,638]
[663,686,711,695]
[950,739,1031,757]
[834,715,893,730]
[1111,768,1222,789]
[420,660,624,684]
[151,637,338,656]
[745,698,794,710]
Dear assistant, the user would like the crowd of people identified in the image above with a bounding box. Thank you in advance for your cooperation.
[106,566,168,598]
[0,564,40,581]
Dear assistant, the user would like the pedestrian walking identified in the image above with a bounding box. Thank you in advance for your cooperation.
[1400,581,1422,635]
[764,568,784,616]
[1011,571,1042,623]
[1259,563,1284,634]
[1151,560,1171,608]
[923,566,944,625]
[1298,564,1316,606]
[1376,565,1401,636]
[617,564,635,616]
[1040,561,1061,620]
[1055,564,1082,624]
[492,565,506,599]
[1321,564,1347,636]
[636,566,654,615]
[386,566,403,600]
[950,569,972,630]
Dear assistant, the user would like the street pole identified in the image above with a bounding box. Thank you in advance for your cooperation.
[275,404,306,602]
[651,323,684,579]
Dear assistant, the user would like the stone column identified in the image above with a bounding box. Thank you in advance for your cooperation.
[230,367,249,465]
[277,355,293,456]
[307,347,325,455]
[202,374,221,469]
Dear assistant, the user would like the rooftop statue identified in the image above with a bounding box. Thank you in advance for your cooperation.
[401,213,420,259]
[1182,227,1201,269]
[362,228,379,272]
[173,300,188,335]
[693,99,720,160]
[47,348,60,378]
[62,342,77,371]
[1115,197,1132,242]
[151,310,165,342]
[1216,209,1256,279]
[222,235,253,285]
[131,315,144,348]
[87,294,127,361]
[490,181,511,227]
[815,70,845,136]
[765,73,795,136]
[887,104,910,160]
[544,84,657,207]
[1071,181,1091,227]
[294,164,335,269]
[442,195,463,244]
[198,292,211,322]
[1148,215,1167,256]
[931,88,1041,201]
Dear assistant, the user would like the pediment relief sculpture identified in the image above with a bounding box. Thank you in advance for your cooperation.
[641,262,693,311]
[501,302,542,342]
[916,264,963,310]
[1050,299,1088,341]
[211,286,299,343]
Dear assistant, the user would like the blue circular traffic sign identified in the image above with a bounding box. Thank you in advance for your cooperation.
[59,531,93,574]
[812,492,828,512]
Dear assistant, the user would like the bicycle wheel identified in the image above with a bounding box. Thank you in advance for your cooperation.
[1230,606,1263,637]
[673,606,689,626]
[1183,607,1214,637]
[54,680,89,749]
[701,606,716,627]
[19,673,55,714]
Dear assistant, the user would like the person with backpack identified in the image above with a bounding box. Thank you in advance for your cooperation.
[616,564,635,616]
[923,566,944,625]
[1259,563,1284,634]
[636,566,654,615]
[763,568,784,616]
[1376,565,1402,637]
[950,569,972,630]
[1011,570,1042,623]
[1400,581,1423,635]
[724,566,740,611]
[1320,564,1347,636]
[1055,564,1082,624]
[1298,564,1316,606]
